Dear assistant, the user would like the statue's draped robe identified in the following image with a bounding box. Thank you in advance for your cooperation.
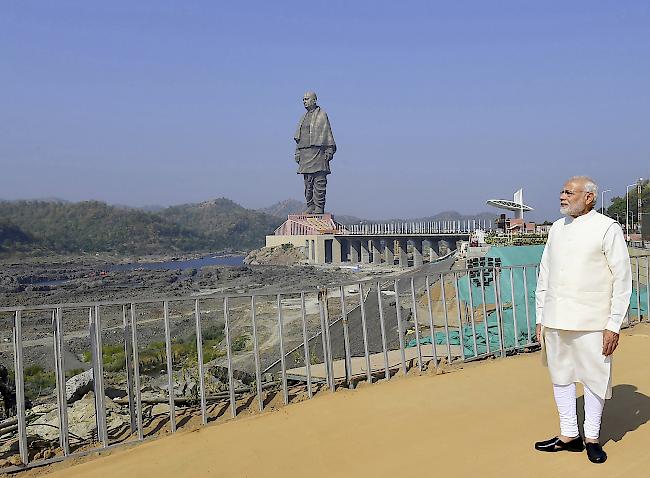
[294,106,336,174]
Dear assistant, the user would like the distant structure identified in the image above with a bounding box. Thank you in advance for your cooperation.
[486,188,544,237]
[267,214,474,265]
[486,188,533,220]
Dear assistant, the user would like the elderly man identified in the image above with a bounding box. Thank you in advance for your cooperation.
[534,176,632,463]
[294,91,336,214]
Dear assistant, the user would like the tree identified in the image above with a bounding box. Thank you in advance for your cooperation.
[606,180,649,229]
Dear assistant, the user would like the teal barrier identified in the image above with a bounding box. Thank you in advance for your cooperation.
[407,246,648,358]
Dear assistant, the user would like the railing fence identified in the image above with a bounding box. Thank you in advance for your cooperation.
[0,254,647,472]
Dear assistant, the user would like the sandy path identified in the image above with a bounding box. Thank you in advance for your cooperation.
[33,324,650,478]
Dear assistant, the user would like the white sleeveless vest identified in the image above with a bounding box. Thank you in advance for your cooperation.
[541,210,616,331]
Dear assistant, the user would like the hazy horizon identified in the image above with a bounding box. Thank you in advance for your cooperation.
[0,195,502,222]
[2,1,649,222]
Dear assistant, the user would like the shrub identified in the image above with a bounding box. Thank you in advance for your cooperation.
[23,365,56,400]
[231,335,248,352]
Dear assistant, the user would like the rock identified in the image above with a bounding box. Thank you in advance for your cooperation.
[30,404,56,415]
[42,448,56,459]
[0,438,18,456]
[244,245,304,266]
[29,392,129,441]
[206,363,255,385]
[151,403,170,416]
[65,369,93,403]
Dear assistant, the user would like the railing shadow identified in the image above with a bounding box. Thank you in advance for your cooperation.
[577,384,650,444]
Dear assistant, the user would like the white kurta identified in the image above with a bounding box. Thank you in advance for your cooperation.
[536,211,632,400]
[542,328,612,399]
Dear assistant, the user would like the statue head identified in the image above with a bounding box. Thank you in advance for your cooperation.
[303,91,318,110]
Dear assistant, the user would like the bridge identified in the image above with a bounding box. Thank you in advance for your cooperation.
[267,213,492,265]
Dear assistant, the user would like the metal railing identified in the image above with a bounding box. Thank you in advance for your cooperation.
[0,254,647,472]
[346,220,492,235]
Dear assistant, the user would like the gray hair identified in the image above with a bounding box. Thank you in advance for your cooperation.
[304,91,317,100]
[568,176,598,207]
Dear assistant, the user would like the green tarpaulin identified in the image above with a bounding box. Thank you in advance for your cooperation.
[407,245,648,358]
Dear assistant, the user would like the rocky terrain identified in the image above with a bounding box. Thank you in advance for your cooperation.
[243,244,305,265]
[0,252,396,467]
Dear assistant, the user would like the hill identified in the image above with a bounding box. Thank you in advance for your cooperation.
[259,199,304,217]
[260,199,495,225]
[0,200,210,254]
[0,222,34,252]
[0,197,497,257]
[155,198,282,250]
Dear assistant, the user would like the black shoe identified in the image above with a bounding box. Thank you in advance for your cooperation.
[534,436,585,452]
[585,442,607,463]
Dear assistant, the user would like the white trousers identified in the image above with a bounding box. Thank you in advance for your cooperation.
[553,383,605,439]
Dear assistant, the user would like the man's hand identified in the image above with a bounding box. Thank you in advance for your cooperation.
[536,324,542,344]
[602,330,619,356]
[295,151,300,163]
[324,149,333,161]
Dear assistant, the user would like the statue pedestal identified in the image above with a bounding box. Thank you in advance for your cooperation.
[278,214,339,235]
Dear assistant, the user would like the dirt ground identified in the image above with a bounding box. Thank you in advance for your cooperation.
[14,323,650,478]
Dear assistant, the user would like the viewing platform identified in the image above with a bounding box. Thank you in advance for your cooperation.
[39,323,650,478]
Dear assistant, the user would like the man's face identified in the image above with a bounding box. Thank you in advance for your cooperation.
[559,179,594,216]
[303,94,316,109]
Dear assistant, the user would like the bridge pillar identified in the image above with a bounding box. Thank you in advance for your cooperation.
[427,239,439,262]
[371,239,382,264]
[412,239,423,267]
[438,240,450,256]
[360,239,370,264]
[398,239,408,267]
[332,238,342,264]
[384,239,395,265]
[350,240,361,263]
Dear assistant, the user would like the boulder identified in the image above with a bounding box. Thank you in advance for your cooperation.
[244,245,304,266]
[206,363,255,385]
[151,403,170,416]
[29,392,130,442]
[65,369,93,403]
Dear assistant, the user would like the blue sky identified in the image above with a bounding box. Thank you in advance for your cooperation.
[1,1,649,221]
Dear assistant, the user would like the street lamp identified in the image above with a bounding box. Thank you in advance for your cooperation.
[600,189,611,215]
[626,183,636,241]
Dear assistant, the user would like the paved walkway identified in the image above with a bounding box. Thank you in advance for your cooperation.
[36,323,650,478]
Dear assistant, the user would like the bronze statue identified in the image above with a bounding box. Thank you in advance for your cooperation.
[294,91,336,214]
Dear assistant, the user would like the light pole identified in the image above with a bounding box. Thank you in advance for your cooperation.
[600,189,611,215]
[637,178,644,239]
[626,183,636,241]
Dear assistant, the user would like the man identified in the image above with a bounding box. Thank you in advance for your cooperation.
[294,91,336,214]
[534,176,632,463]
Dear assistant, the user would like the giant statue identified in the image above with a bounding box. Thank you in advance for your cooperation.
[294,91,336,214]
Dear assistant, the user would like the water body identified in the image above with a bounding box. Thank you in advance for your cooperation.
[109,255,246,272]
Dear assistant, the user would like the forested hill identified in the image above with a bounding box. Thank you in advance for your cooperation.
[0,199,282,255]
[0,222,34,252]
[155,198,282,250]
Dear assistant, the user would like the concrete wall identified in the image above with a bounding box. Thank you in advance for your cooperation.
[267,233,467,266]
[266,234,341,264]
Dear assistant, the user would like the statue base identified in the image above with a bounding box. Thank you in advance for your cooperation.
[273,213,345,235]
